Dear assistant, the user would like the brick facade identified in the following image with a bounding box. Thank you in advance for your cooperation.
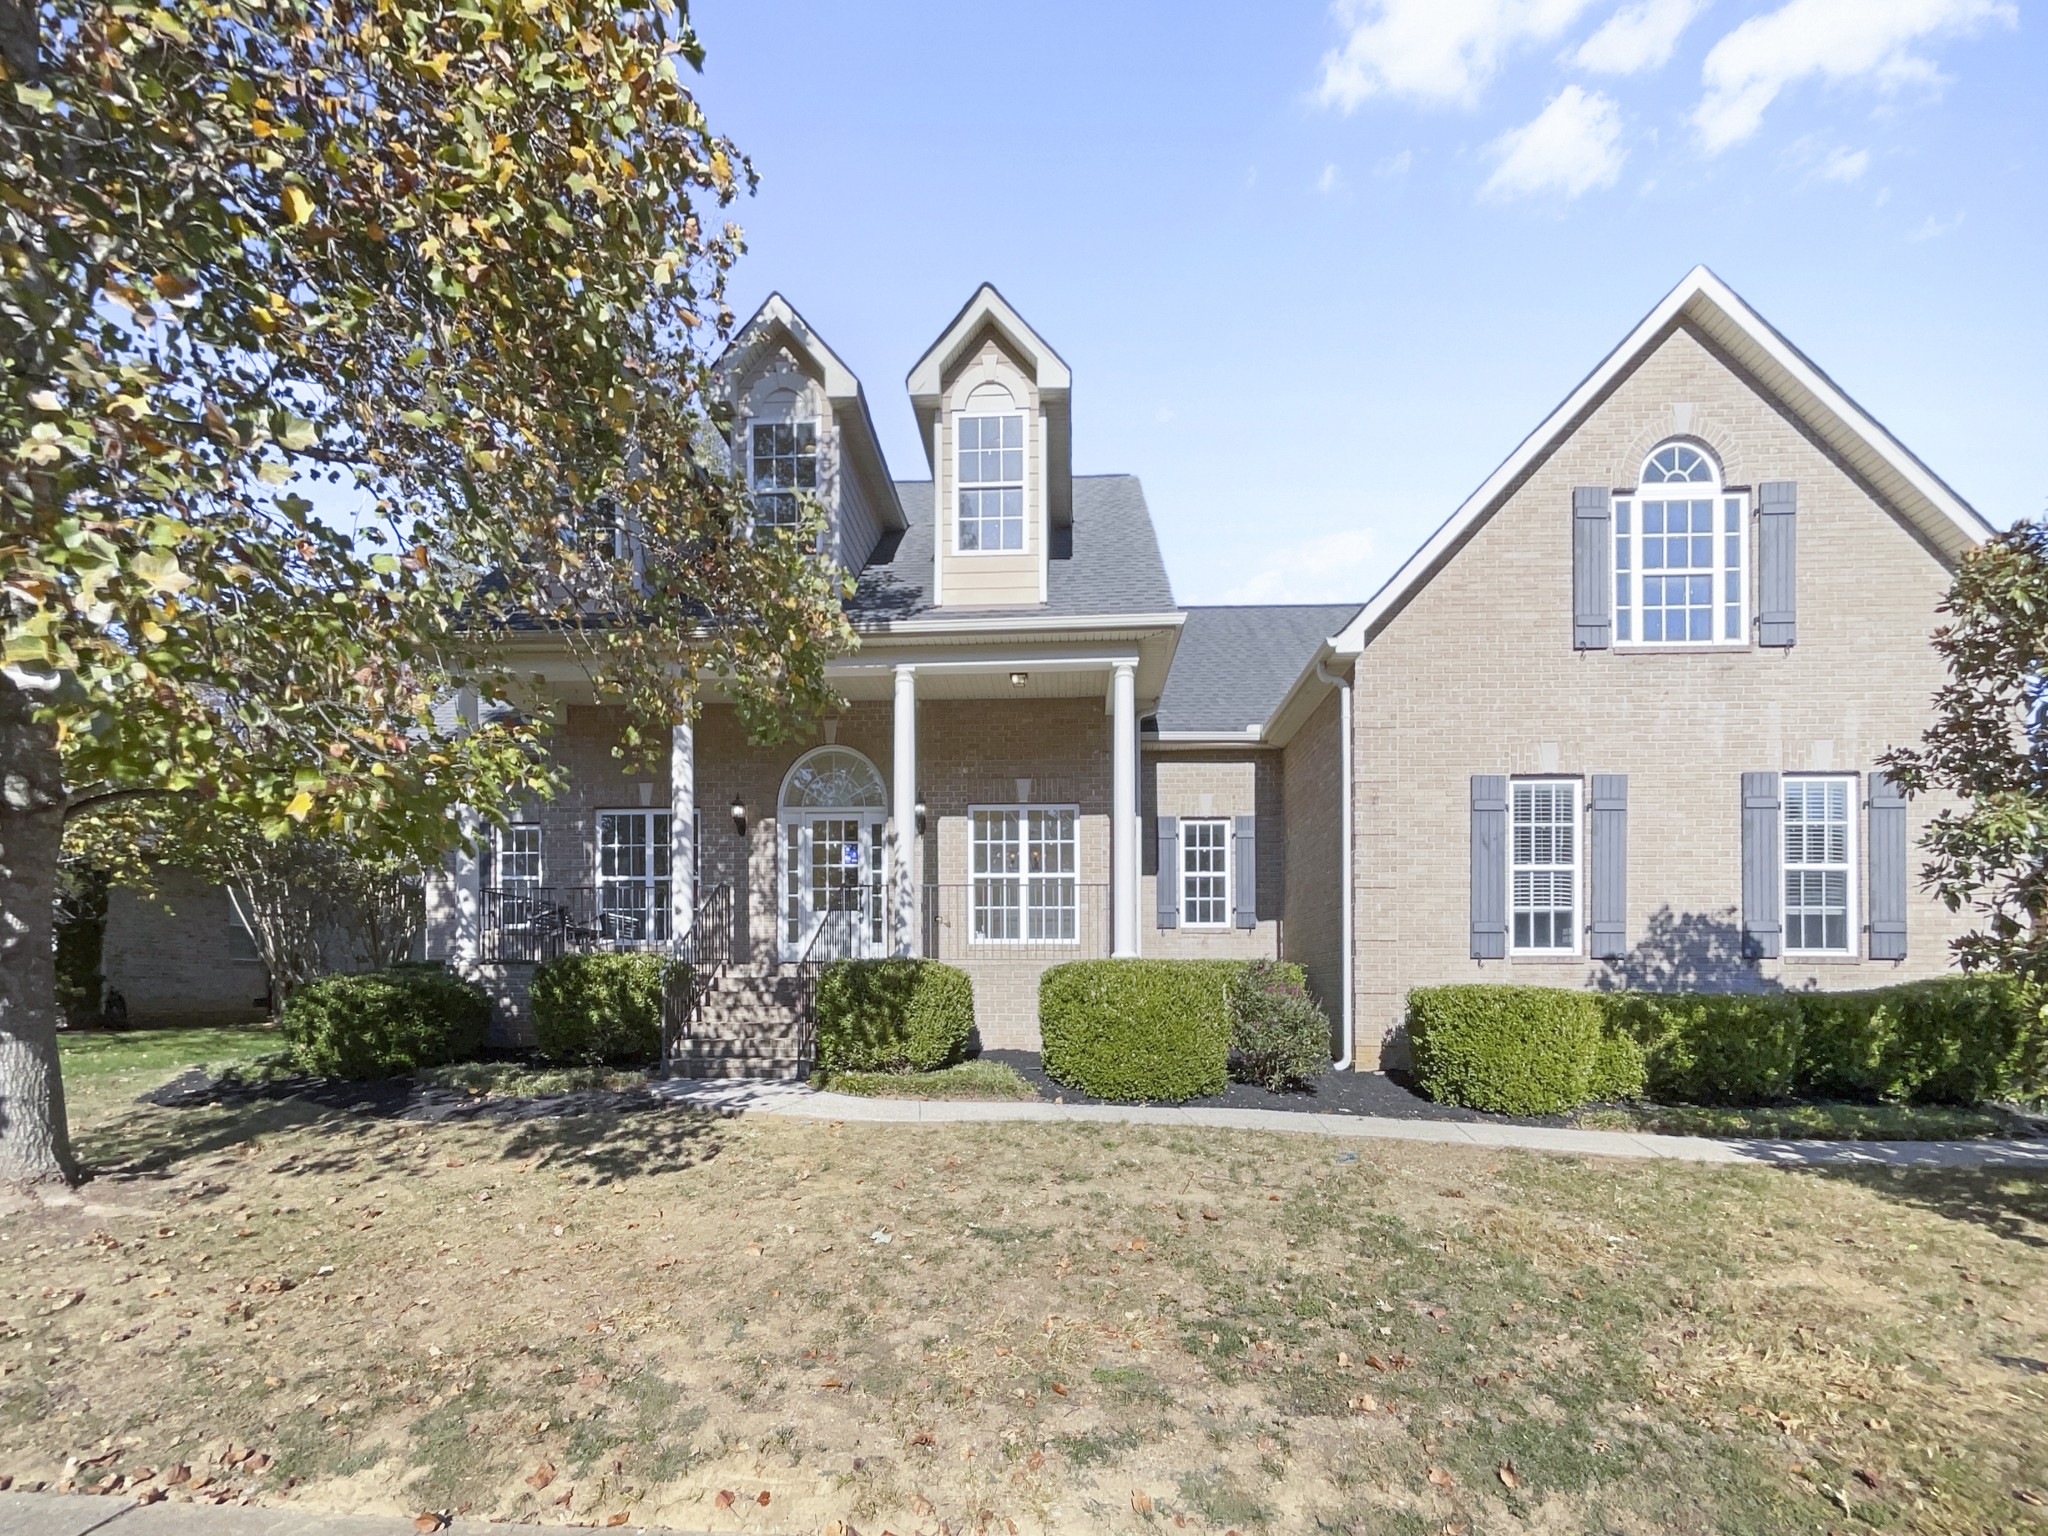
[1347,320,1969,1067]
[1138,750,1285,963]
[102,869,270,1027]
[1279,690,1345,1032]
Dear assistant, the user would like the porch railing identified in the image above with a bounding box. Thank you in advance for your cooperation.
[792,903,862,1065]
[477,885,673,963]
[918,882,1112,962]
[661,882,732,1068]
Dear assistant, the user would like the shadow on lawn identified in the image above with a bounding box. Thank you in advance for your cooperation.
[1814,1163,2048,1250]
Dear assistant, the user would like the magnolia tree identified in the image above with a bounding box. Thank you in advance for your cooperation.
[1882,518,2048,986]
[1,0,851,1184]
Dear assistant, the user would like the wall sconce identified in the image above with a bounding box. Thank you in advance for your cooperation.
[914,799,927,835]
[730,798,747,836]
[1009,671,1029,688]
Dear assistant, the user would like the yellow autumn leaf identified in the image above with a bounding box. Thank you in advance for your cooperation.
[284,789,315,821]
[282,185,314,225]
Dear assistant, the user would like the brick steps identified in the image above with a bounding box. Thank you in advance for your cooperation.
[670,962,810,1081]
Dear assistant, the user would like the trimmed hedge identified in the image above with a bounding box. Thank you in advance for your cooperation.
[1040,960,1237,1102]
[1408,985,1605,1115]
[530,951,676,1066]
[815,958,974,1073]
[1407,975,2043,1113]
[1227,960,1331,1090]
[280,964,490,1080]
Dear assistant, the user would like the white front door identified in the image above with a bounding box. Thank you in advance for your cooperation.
[780,814,885,961]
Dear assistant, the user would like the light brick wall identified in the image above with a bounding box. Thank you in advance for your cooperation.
[1138,750,1284,963]
[1280,689,1345,1032]
[102,869,269,1026]
[1350,320,1970,1067]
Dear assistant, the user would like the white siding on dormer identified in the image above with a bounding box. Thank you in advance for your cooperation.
[935,331,1044,608]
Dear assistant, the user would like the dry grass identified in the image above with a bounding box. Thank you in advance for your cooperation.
[1,1040,2045,1535]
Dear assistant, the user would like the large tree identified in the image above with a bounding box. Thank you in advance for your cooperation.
[1882,518,2048,985]
[1,0,851,1184]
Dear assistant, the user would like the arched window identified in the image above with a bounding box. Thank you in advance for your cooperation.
[956,380,1025,553]
[749,387,817,531]
[779,747,886,810]
[1614,441,1748,646]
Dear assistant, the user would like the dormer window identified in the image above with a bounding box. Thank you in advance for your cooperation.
[1613,441,1748,646]
[957,413,1024,551]
[750,421,817,530]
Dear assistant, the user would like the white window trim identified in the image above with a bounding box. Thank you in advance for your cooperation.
[966,803,1081,946]
[595,807,672,947]
[952,410,1028,557]
[1179,817,1233,929]
[492,822,543,888]
[1507,776,1582,958]
[747,417,819,532]
[1781,773,1859,958]
[1612,442,1751,652]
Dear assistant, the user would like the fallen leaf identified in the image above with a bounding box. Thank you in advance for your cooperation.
[912,1494,934,1516]
[412,1515,448,1534]
[1497,1462,1521,1490]
[525,1462,555,1490]
[1200,1209,1220,1221]
[1027,1451,1046,1470]
[757,1490,771,1506]
[2013,1488,2046,1507]
[1050,1382,1067,1396]
[1349,1394,1379,1413]
[1854,1469,1881,1490]
[605,1514,629,1528]
[714,1489,735,1510]
[1132,1489,1154,1513]
[1427,1466,1453,1489]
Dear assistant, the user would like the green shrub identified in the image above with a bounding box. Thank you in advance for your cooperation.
[280,964,490,1080]
[1585,1030,1647,1102]
[529,951,675,1066]
[1600,991,1804,1104]
[1039,960,1234,1102]
[1407,985,1603,1115]
[815,958,974,1073]
[1833,975,2042,1104]
[1226,960,1331,1090]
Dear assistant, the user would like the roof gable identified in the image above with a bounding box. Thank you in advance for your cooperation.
[1333,265,1992,652]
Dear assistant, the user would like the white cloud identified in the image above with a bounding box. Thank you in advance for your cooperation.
[1693,0,2015,154]
[1316,162,1342,193]
[1316,0,1599,109]
[1908,210,1964,241]
[1222,529,1381,605]
[1817,145,1869,181]
[1377,149,1415,176]
[1574,0,1708,74]
[1482,85,1627,199]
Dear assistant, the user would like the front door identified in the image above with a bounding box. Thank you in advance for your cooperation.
[781,814,885,960]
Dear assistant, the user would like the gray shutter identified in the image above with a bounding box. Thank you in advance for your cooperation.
[1155,816,1178,930]
[1233,815,1257,930]
[1757,481,1797,647]
[1868,770,1908,960]
[1741,772,1781,959]
[1573,486,1612,650]
[1470,776,1507,960]
[1588,774,1628,960]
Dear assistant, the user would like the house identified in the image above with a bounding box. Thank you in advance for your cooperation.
[114,266,1989,1072]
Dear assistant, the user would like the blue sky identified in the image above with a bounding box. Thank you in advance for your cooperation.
[688,0,2042,606]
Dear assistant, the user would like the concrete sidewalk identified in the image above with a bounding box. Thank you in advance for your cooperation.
[0,1492,725,1536]
[650,1078,2048,1170]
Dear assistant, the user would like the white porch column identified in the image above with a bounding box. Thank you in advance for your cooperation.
[891,664,918,956]
[1111,659,1138,957]
[448,807,482,971]
[669,719,695,941]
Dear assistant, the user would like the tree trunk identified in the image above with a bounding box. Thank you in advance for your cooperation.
[0,676,79,1186]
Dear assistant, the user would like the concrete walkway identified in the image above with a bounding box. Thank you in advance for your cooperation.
[650,1078,2048,1170]
[0,1493,722,1536]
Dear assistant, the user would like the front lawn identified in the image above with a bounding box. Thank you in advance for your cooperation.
[1573,1100,2033,1142]
[814,1060,1037,1100]
[55,1024,284,1121]
[1,1032,2043,1533]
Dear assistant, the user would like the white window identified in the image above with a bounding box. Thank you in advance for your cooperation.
[596,809,671,945]
[494,823,543,894]
[1783,775,1855,955]
[1614,441,1747,647]
[1510,778,1579,955]
[970,806,1077,942]
[1181,819,1231,927]
[957,413,1024,552]
[750,420,817,529]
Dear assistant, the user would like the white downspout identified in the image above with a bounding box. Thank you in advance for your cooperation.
[1315,654,1355,1072]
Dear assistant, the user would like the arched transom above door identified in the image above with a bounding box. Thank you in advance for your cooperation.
[780,746,886,810]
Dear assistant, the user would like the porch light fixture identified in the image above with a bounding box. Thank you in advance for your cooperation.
[914,799,927,835]
[1009,671,1029,688]
[730,798,747,836]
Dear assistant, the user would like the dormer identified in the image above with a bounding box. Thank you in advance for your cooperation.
[906,285,1073,608]
[714,294,904,570]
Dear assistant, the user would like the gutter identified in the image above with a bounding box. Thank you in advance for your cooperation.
[1314,651,1355,1072]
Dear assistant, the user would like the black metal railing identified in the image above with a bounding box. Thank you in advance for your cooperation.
[918,882,1111,962]
[661,882,732,1067]
[477,885,677,963]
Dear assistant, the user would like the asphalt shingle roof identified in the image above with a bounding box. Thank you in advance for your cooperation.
[846,474,1175,623]
[1153,603,1361,734]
